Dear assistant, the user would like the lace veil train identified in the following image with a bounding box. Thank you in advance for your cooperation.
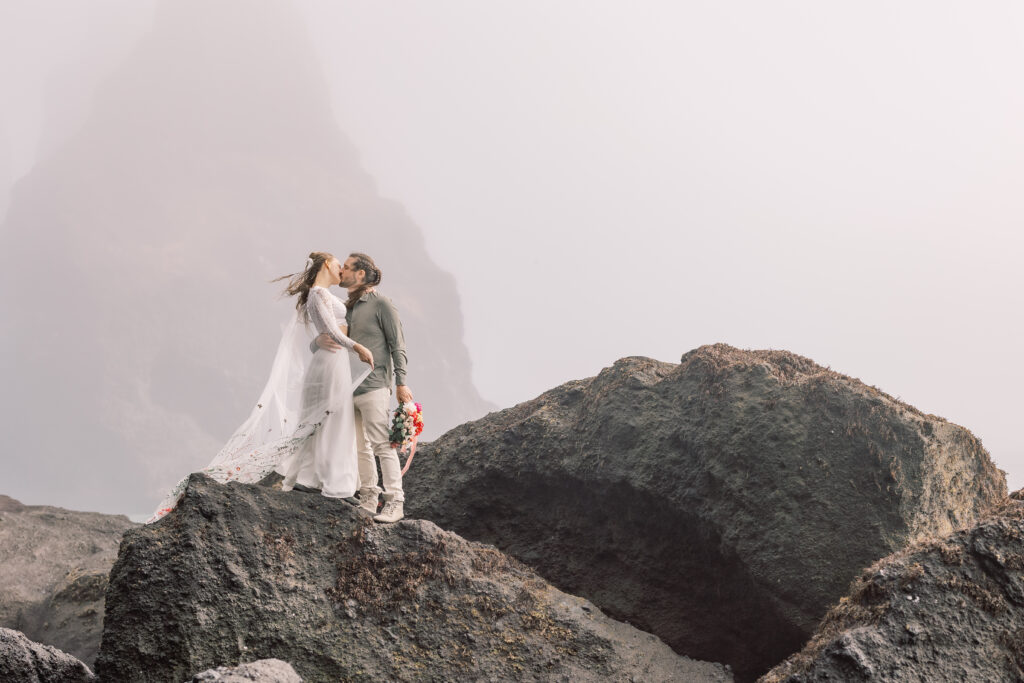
[147,308,370,523]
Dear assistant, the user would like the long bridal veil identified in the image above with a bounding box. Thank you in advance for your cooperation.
[147,309,371,523]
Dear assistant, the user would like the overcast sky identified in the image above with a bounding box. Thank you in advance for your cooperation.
[302,1,1024,486]
[3,1,1023,494]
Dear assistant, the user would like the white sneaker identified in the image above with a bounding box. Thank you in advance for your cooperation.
[373,500,404,523]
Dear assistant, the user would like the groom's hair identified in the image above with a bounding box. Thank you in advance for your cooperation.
[346,252,382,309]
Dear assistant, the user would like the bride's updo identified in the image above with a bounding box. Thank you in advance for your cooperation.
[345,252,382,309]
[273,251,334,318]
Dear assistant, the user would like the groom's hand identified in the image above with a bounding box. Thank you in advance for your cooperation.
[396,385,414,404]
[315,333,343,353]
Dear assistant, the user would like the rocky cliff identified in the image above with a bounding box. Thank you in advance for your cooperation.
[404,344,1006,679]
[0,495,137,667]
[761,490,1024,682]
[95,474,732,682]
[0,627,96,682]
[1,626,301,683]
[0,0,492,517]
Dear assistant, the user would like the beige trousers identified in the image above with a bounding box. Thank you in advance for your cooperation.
[353,387,405,502]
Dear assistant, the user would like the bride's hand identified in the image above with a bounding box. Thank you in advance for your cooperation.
[353,343,375,369]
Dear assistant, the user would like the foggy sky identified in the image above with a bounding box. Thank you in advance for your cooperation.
[0,1,156,192]
[2,1,1022,507]
[301,1,1024,487]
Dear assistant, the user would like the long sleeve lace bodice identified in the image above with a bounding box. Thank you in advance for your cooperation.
[308,286,356,350]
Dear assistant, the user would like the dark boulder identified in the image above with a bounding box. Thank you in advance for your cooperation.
[95,474,731,683]
[404,345,1006,680]
[0,627,95,682]
[761,491,1024,682]
[0,497,137,666]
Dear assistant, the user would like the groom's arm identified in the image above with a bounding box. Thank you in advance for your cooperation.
[313,334,343,353]
[379,299,411,402]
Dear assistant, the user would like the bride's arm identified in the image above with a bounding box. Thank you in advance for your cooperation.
[308,289,375,368]
[308,288,357,350]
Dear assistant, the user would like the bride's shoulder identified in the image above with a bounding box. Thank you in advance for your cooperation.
[311,286,344,305]
[306,285,330,304]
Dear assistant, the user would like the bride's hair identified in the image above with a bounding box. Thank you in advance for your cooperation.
[273,251,335,319]
[345,252,382,309]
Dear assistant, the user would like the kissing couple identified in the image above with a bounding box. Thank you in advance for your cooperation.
[148,251,412,525]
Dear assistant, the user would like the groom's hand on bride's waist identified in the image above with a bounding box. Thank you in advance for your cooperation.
[315,333,344,353]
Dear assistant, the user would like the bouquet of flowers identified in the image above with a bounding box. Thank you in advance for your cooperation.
[389,402,424,474]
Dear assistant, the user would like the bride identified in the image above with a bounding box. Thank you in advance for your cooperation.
[147,251,374,522]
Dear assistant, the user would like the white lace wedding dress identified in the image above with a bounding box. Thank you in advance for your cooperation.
[147,286,371,523]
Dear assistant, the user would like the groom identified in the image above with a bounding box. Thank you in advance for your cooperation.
[314,252,412,523]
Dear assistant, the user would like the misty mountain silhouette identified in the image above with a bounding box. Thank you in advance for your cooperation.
[0,0,492,514]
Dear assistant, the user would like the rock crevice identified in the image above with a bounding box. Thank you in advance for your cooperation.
[762,492,1024,682]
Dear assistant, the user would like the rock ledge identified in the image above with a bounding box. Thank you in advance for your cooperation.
[96,474,731,683]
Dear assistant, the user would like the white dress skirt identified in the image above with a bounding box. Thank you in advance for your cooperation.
[276,343,359,497]
[146,286,369,523]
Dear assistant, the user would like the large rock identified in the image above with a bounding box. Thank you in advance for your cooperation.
[0,627,95,682]
[95,474,731,683]
[0,495,137,666]
[761,491,1024,682]
[404,345,1006,680]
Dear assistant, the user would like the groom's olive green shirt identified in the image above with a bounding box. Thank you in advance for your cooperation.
[345,290,408,396]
